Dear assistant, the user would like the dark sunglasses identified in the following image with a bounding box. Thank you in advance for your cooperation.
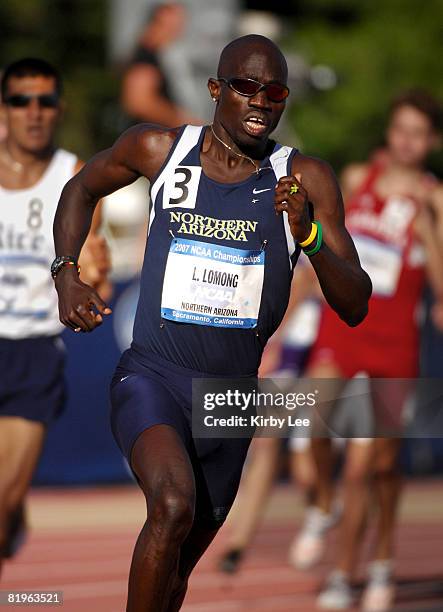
[217,77,289,103]
[4,93,59,108]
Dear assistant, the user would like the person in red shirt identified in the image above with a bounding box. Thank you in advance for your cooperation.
[308,90,443,611]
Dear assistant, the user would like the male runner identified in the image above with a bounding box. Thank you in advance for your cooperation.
[53,35,371,611]
[0,58,109,572]
[305,91,443,611]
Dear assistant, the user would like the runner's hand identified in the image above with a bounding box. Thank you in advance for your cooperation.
[274,174,312,243]
[54,267,112,333]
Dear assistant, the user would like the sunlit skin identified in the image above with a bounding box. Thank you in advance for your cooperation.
[366,105,441,209]
[207,42,288,160]
[386,105,439,168]
[2,76,61,158]
[0,76,61,192]
[342,104,441,207]
[0,73,110,301]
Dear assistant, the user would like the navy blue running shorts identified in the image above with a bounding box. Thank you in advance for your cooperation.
[110,348,254,527]
[0,336,66,425]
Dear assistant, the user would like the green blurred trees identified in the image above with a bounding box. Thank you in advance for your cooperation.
[284,0,443,173]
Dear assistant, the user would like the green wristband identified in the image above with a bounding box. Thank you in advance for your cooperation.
[303,221,323,257]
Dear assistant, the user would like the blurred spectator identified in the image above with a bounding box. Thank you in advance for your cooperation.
[120,2,199,127]
[102,178,150,281]
[107,3,203,283]
[307,89,443,611]
[0,57,110,572]
[218,262,322,575]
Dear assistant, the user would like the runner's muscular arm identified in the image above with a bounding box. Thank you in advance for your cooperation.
[73,159,112,299]
[275,155,372,327]
[55,125,176,259]
[53,124,178,332]
[273,161,367,331]
[261,163,370,374]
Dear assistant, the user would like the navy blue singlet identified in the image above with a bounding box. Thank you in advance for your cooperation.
[132,125,300,375]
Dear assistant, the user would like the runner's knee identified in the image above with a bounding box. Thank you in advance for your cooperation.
[150,487,195,542]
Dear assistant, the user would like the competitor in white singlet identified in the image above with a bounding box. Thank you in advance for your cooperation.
[0,58,109,571]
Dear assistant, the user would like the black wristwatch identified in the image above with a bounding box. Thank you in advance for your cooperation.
[51,255,80,279]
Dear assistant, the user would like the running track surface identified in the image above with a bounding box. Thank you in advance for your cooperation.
[2,481,442,611]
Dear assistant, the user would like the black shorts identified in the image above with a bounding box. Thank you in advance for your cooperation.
[0,336,66,425]
[110,348,253,526]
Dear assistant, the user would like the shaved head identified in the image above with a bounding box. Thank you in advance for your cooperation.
[217,35,288,83]
[208,34,289,155]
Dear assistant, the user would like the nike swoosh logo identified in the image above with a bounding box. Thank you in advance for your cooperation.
[120,375,131,382]
[252,187,272,194]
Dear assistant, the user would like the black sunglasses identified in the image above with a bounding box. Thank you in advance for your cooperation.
[4,93,59,108]
[217,77,289,103]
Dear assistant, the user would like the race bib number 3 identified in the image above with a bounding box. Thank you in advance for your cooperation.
[161,238,265,328]
[162,166,202,210]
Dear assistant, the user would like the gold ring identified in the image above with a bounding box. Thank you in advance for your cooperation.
[289,183,299,195]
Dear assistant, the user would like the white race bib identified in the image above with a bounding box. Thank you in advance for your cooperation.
[353,234,402,297]
[161,238,265,328]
